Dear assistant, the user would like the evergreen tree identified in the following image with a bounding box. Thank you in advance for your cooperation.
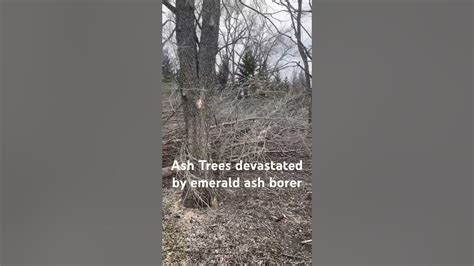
[273,71,282,84]
[237,50,257,83]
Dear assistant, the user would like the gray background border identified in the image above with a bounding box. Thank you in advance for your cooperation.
[313,0,472,265]
[1,1,162,265]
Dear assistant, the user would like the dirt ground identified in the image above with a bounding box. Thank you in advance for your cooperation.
[162,168,312,264]
[162,87,312,264]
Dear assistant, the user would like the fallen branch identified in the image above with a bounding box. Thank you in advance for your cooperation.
[282,253,307,260]
[210,117,288,129]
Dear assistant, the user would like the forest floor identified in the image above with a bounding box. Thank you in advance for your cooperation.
[162,85,312,264]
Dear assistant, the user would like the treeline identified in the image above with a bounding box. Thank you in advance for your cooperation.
[162,48,307,93]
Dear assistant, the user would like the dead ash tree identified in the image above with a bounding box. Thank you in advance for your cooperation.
[163,0,221,208]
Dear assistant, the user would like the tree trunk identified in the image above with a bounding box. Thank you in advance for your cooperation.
[294,0,312,124]
[175,0,220,208]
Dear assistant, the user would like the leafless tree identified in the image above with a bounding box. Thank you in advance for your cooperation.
[163,0,221,208]
[218,0,255,85]
[239,0,312,122]
[281,0,312,123]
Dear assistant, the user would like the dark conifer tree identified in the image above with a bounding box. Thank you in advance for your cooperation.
[237,50,257,83]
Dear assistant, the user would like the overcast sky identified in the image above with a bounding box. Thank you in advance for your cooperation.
[162,0,312,78]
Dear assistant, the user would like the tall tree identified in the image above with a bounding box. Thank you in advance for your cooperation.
[287,0,312,123]
[164,0,221,208]
[238,0,312,123]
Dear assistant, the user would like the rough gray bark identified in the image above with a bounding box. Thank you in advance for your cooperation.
[199,0,220,85]
[171,0,221,208]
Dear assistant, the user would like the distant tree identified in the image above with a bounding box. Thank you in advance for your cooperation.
[298,70,306,88]
[273,71,282,84]
[257,60,269,82]
[237,50,257,97]
[291,69,306,90]
[291,69,298,88]
[217,55,230,88]
[272,70,285,91]
[237,50,257,83]
[283,77,290,91]
[162,49,175,82]
[239,0,312,122]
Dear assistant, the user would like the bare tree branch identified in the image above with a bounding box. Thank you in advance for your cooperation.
[238,0,298,47]
[162,0,176,13]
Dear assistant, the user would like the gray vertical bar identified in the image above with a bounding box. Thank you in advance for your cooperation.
[0,1,4,263]
[1,1,162,265]
[313,1,472,264]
